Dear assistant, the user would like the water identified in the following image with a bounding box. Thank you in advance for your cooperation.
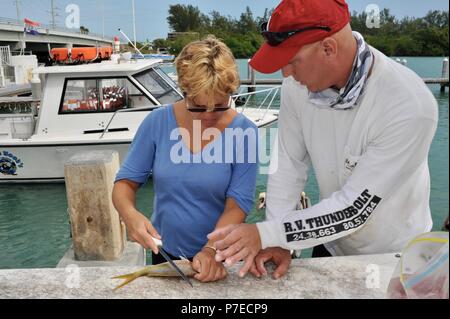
[0,58,448,269]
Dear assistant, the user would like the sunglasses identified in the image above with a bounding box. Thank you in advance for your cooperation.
[185,96,232,113]
[261,22,331,46]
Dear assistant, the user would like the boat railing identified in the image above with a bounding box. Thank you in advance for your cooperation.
[233,85,281,123]
[0,46,12,66]
[100,85,281,139]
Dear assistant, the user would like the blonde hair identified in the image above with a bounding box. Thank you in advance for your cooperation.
[175,35,240,110]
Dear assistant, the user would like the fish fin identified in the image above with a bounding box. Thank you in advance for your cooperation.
[177,246,189,261]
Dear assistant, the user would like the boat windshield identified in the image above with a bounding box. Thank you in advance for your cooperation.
[133,67,182,105]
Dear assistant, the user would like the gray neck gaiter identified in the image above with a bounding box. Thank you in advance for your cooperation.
[308,31,374,110]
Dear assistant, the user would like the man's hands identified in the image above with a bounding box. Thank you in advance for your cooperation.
[192,248,228,283]
[250,248,292,279]
[208,224,262,277]
[122,210,161,254]
[208,224,292,279]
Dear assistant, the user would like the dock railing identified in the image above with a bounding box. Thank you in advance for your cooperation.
[243,58,450,92]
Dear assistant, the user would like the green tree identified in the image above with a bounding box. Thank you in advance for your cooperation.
[210,11,232,33]
[167,4,208,32]
[392,36,422,56]
[237,7,258,34]
[166,34,201,55]
[160,6,448,58]
[424,10,449,28]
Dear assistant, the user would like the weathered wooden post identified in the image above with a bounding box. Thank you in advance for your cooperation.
[64,150,126,261]
[441,57,449,93]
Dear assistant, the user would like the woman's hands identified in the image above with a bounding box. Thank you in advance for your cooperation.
[122,209,161,254]
[113,180,161,254]
[192,247,228,283]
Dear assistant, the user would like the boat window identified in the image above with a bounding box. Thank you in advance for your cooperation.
[59,77,155,114]
[133,68,182,105]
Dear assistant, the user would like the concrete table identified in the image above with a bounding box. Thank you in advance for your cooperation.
[0,253,399,299]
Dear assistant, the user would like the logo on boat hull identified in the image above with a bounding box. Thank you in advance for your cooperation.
[0,151,24,176]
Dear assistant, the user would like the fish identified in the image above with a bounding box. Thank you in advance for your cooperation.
[112,259,197,291]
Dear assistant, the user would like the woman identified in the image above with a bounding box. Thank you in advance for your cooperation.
[112,36,258,283]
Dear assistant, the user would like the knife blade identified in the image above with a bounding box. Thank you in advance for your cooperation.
[152,237,194,287]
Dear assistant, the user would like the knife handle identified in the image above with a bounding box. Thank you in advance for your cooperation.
[151,236,163,248]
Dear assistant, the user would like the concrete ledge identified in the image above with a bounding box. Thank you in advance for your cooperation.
[56,242,145,268]
[0,253,399,299]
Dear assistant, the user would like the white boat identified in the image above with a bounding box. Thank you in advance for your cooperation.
[132,53,176,61]
[0,56,278,183]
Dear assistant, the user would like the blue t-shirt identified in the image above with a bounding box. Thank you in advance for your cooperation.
[115,105,258,258]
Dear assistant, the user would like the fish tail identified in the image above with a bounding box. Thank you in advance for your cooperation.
[112,273,140,291]
[112,273,135,280]
[112,269,148,291]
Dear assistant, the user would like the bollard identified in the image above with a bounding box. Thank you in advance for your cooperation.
[441,58,449,93]
[64,150,126,261]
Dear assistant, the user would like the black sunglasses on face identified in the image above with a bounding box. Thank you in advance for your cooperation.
[261,22,332,46]
[187,107,231,113]
[185,96,232,113]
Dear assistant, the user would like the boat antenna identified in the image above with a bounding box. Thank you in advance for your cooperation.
[131,0,137,48]
[118,28,144,58]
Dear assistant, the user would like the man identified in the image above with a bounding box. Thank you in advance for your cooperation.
[208,0,438,279]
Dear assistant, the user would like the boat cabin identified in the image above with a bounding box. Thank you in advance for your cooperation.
[0,57,183,142]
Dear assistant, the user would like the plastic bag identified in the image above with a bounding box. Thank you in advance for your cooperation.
[387,232,449,299]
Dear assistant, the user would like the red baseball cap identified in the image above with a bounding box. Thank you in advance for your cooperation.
[250,0,351,74]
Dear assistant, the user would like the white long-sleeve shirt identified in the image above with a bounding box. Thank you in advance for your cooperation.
[257,47,438,256]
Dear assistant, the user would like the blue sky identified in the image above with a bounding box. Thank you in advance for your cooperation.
[1,0,448,40]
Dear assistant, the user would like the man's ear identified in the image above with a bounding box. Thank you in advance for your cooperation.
[321,37,338,57]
